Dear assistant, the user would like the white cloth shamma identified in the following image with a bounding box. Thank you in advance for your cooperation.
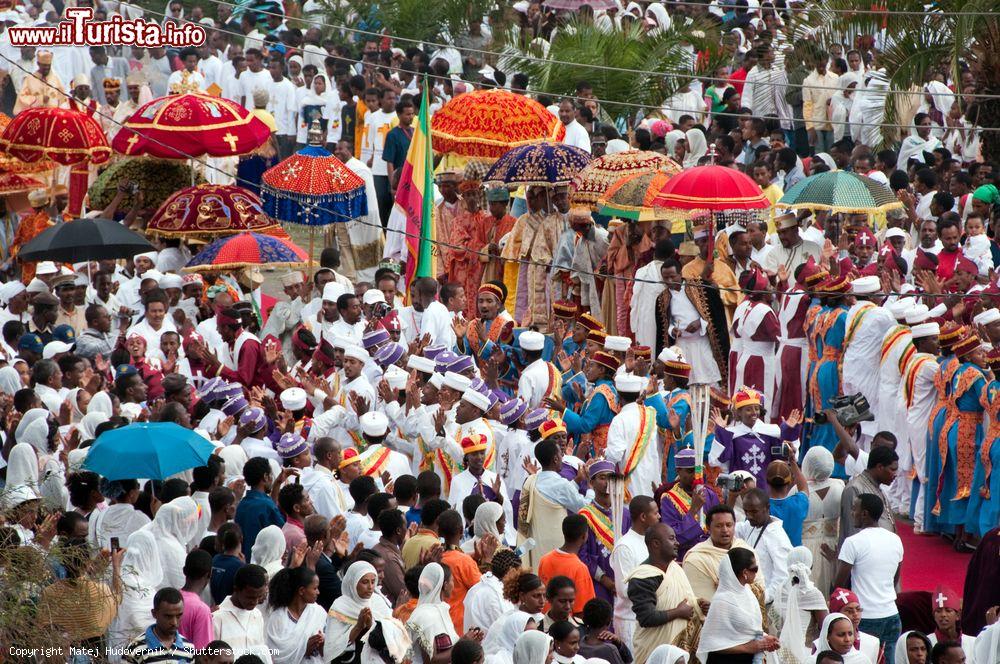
[696,553,763,663]
[513,630,553,664]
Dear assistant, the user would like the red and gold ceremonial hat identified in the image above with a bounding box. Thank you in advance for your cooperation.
[460,433,489,455]
[732,386,762,409]
[553,300,579,319]
[663,358,691,380]
[939,322,966,350]
[587,330,608,346]
[952,333,982,360]
[577,312,604,332]
[986,346,1000,371]
[591,351,620,373]
[633,345,652,359]
[817,274,851,294]
[710,386,731,410]
[339,448,361,469]
[478,282,505,303]
[539,419,567,440]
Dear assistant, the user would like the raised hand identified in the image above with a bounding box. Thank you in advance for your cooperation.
[784,408,802,429]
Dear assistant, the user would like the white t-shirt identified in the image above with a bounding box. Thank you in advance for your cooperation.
[838,527,903,619]
[239,68,272,109]
[363,108,397,177]
[267,77,298,136]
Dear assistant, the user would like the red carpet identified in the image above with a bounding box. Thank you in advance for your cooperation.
[897,520,968,592]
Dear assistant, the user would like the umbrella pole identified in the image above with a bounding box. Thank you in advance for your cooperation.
[309,226,314,270]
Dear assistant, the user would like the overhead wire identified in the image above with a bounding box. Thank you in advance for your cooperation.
[113,6,998,134]
[198,0,993,98]
[0,51,993,302]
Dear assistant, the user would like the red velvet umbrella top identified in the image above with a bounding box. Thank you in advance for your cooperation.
[650,165,769,211]
[0,107,111,166]
[112,92,271,159]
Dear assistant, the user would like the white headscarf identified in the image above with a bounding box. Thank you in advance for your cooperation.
[0,365,23,395]
[894,631,928,664]
[77,411,108,441]
[605,139,630,155]
[812,613,870,664]
[648,645,689,664]
[250,524,287,578]
[218,445,248,485]
[2,443,39,507]
[142,496,199,588]
[484,611,535,664]
[802,446,835,488]
[779,546,826,663]
[67,387,86,423]
[463,501,505,552]
[644,3,670,35]
[408,563,459,655]
[16,408,51,454]
[325,561,408,662]
[514,630,552,664]
[110,529,164,649]
[683,128,708,169]
[665,129,685,157]
[88,390,114,417]
[924,81,955,116]
[697,552,763,663]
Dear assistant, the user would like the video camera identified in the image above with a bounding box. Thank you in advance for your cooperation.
[813,392,874,428]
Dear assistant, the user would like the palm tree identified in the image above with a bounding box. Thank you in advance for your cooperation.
[309,0,492,46]
[498,19,725,129]
[803,0,1000,158]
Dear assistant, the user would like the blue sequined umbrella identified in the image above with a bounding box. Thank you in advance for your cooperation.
[484,141,592,187]
[260,145,367,226]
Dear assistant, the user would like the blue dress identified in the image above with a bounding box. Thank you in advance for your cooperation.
[966,379,1000,537]
[923,354,959,534]
[806,303,848,478]
[935,362,986,529]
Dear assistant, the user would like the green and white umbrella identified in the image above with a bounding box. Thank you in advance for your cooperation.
[777,171,902,214]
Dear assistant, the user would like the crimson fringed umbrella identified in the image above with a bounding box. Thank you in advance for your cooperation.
[650,165,770,210]
[111,93,271,158]
[183,231,308,272]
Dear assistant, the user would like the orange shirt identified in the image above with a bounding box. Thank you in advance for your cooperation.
[537,548,597,615]
[441,548,482,634]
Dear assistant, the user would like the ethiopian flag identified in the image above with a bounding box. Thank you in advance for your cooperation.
[389,83,435,291]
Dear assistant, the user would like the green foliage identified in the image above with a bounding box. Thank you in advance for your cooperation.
[499,19,724,124]
[88,158,206,212]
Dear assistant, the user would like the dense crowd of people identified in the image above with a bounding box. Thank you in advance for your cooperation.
[3,1,1000,664]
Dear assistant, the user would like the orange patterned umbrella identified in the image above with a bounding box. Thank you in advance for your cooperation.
[597,171,681,221]
[431,89,566,161]
[111,92,271,159]
[146,184,285,240]
[0,107,111,166]
[571,150,681,210]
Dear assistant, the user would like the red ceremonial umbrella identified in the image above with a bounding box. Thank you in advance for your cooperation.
[0,170,45,195]
[431,89,566,161]
[111,92,271,159]
[649,165,769,210]
[146,184,285,240]
[0,107,111,165]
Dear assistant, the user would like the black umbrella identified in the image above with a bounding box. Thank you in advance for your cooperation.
[17,218,155,263]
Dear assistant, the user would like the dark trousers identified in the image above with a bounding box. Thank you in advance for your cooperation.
[277,134,296,160]
[374,174,392,228]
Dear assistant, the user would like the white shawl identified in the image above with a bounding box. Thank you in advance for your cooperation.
[777,546,827,663]
[408,563,459,659]
[266,602,328,664]
[514,631,553,664]
[648,645,689,664]
[324,561,409,663]
[0,365,22,395]
[810,614,872,664]
[484,611,535,664]
[697,554,763,662]
[109,529,163,650]
[140,496,199,589]
[461,501,504,553]
[251,524,287,579]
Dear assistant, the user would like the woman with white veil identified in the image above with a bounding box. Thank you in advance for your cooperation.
[648,645,689,664]
[408,562,460,664]
[483,611,537,664]
[774,547,829,663]
[324,560,411,664]
[88,391,115,417]
[140,496,199,589]
[16,408,67,509]
[2,443,39,508]
[462,501,505,553]
[830,73,860,142]
[683,128,709,169]
[250,524,287,579]
[698,548,780,663]
[801,447,843,598]
[807,613,873,664]
[265,566,328,664]
[0,364,24,395]
[108,529,163,657]
[514,630,554,664]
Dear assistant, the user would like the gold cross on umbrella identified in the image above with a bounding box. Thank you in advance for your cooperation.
[222,132,239,152]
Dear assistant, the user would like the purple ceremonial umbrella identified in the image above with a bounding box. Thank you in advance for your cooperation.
[543,0,618,9]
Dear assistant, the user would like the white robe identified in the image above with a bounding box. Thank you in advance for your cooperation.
[609,529,649,651]
[732,300,777,410]
[670,286,720,385]
[300,465,348,520]
[266,603,328,664]
[605,402,661,499]
[213,597,273,664]
[518,358,555,410]
[841,302,895,436]
[463,572,515,634]
[630,259,664,351]
[905,353,939,530]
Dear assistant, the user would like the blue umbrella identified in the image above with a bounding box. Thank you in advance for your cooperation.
[83,422,216,480]
[485,141,592,186]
